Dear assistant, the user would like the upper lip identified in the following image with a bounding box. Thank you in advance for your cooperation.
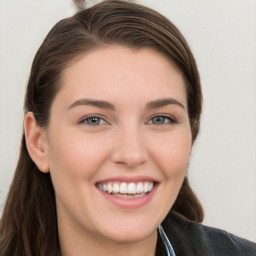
[96,176,159,184]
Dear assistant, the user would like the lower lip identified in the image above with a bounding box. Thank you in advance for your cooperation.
[97,185,158,209]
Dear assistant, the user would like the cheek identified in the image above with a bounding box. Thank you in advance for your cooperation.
[46,131,109,185]
[150,129,191,178]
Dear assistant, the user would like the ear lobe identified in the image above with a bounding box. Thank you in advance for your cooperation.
[24,112,49,173]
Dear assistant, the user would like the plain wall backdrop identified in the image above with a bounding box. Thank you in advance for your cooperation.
[0,0,255,242]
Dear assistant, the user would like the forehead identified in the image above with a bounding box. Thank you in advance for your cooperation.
[56,45,187,108]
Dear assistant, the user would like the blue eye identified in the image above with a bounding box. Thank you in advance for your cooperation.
[80,116,106,126]
[149,115,177,125]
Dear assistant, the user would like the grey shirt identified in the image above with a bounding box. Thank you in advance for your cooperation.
[156,212,256,256]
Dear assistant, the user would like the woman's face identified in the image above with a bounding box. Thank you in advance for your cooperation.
[43,46,192,243]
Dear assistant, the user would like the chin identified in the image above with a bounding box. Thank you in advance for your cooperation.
[107,230,155,244]
[98,220,158,244]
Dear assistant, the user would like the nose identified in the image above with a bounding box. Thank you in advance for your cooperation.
[110,127,148,168]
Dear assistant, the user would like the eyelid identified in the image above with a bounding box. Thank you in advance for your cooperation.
[147,114,178,125]
[77,114,177,126]
[78,115,109,125]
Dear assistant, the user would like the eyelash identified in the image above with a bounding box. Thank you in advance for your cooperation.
[79,114,177,126]
[147,115,177,125]
[79,115,108,126]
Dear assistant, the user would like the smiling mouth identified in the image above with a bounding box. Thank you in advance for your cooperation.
[96,181,155,199]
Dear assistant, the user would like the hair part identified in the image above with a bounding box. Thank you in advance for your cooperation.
[0,1,203,255]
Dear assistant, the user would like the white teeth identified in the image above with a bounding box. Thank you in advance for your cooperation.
[148,182,153,192]
[113,183,119,193]
[120,182,128,193]
[98,183,103,190]
[107,183,113,193]
[116,193,145,199]
[98,181,154,195]
[143,182,149,193]
[103,184,107,192]
[136,182,144,193]
[115,194,128,198]
[127,183,136,194]
[133,194,145,198]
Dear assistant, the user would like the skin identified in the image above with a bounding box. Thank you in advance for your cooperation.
[25,46,192,256]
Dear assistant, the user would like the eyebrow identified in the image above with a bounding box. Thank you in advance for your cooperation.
[146,98,185,110]
[68,98,115,111]
[68,97,185,111]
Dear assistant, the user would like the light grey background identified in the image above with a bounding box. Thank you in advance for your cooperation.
[0,0,255,242]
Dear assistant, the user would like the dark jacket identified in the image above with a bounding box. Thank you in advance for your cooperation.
[156,212,256,256]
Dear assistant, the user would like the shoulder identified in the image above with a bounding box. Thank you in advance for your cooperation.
[201,224,256,256]
[162,211,256,256]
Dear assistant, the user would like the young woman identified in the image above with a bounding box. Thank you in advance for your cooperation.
[0,1,255,255]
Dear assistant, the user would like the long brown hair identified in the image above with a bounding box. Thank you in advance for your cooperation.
[0,1,203,255]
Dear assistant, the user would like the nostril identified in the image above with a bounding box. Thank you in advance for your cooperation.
[111,152,148,168]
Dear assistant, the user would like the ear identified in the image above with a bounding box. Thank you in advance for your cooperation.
[24,112,49,173]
